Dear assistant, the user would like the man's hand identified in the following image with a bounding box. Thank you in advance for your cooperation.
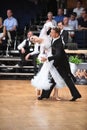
[25,54,31,61]
[21,48,25,54]
[41,57,47,62]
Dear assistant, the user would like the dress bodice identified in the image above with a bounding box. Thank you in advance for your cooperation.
[40,35,52,57]
[38,21,53,61]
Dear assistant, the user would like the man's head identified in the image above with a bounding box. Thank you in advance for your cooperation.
[7,9,13,18]
[82,8,87,19]
[76,0,82,8]
[27,31,33,39]
[63,17,69,26]
[57,22,64,30]
[57,8,64,16]
[50,27,60,38]
[70,12,77,20]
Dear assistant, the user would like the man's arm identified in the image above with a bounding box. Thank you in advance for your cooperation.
[48,42,63,62]
[17,40,26,50]
[25,43,39,61]
[41,42,63,62]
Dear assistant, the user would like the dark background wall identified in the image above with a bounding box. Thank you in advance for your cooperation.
[0,0,87,31]
[0,0,42,30]
[0,0,57,31]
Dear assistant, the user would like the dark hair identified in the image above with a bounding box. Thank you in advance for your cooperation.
[52,27,60,34]
[77,0,82,4]
[57,21,64,25]
[7,9,13,13]
[58,8,64,12]
[71,12,77,17]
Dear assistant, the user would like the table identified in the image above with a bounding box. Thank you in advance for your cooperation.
[65,49,87,54]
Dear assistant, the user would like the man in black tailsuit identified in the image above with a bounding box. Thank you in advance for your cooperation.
[58,21,68,48]
[38,27,81,101]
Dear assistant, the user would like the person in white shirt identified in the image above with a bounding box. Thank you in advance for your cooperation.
[3,9,18,32]
[25,40,40,74]
[18,31,35,66]
[63,17,75,42]
[73,0,84,18]
[25,42,39,61]
[46,12,57,27]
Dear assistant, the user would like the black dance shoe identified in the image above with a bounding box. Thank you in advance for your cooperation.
[70,95,81,101]
[37,96,49,100]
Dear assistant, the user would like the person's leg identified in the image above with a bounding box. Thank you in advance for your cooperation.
[58,69,81,101]
[10,31,16,49]
[52,87,61,101]
[19,51,27,66]
[2,40,7,55]
[36,89,41,97]
[70,72,76,83]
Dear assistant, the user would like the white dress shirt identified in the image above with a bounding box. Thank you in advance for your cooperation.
[73,7,84,18]
[17,38,31,50]
[30,43,40,56]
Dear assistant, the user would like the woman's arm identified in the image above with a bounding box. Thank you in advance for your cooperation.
[30,35,43,44]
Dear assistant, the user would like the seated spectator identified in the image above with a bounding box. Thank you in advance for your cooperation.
[0,17,6,55]
[69,12,78,30]
[57,21,68,47]
[3,9,18,48]
[73,0,84,18]
[25,40,40,74]
[54,8,65,23]
[17,31,34,66]
[63,17,75,42]
[46,12,57,27]
[78,8,87,30]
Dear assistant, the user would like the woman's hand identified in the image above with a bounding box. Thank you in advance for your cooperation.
[30,35,43,44]
[41,57,47,62]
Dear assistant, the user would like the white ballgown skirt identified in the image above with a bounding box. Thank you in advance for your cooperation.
[31,60,66,90]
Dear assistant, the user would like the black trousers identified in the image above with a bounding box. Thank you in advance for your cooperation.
[40,68,81,98]
[0,40,7,55]
[19,51,28,66]
[56,68,81,97]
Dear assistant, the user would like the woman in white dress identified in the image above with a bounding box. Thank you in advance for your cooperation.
[30,21,66,100]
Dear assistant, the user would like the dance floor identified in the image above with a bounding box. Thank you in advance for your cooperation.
[0,80,87,130]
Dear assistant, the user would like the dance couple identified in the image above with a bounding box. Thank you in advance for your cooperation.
[31,21,81,101]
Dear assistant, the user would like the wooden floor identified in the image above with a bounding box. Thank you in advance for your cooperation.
[0,80,87,130]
